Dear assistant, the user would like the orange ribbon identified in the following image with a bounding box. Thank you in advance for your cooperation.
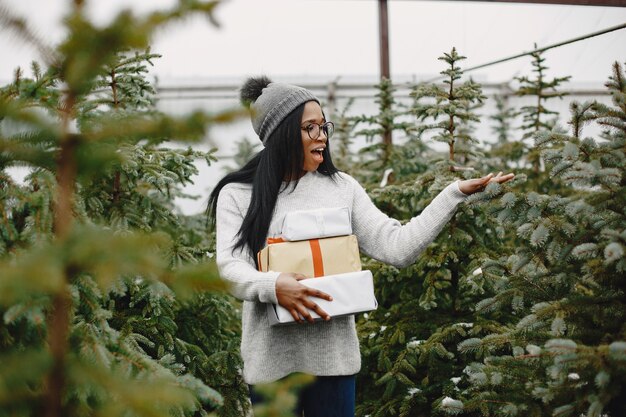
[266,237,285,244]
[309,239,324,277]
[258,238,325,277]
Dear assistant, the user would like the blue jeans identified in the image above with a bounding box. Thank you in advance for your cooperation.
[249,374,356,417]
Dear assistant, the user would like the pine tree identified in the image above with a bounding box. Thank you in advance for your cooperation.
[351,77,430,187]
[222,137,259,173]
[491,93,515,146]
[454,94,485,168]
[0,2,253,416]
[411,48,486,173]
[329,97,358,172]
[514,46,571,176]
[355,48,515,417]
[485,93,525,171]
[455,62,626,417]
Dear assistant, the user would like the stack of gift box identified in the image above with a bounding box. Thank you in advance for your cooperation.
[257,206,378,326]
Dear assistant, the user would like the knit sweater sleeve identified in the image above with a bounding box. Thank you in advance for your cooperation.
[215,184,280,304]
[348,175,469,268]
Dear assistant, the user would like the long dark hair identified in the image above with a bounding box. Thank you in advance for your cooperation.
[208,101,339,261]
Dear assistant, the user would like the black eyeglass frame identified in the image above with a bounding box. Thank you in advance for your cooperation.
[300,121,335,140]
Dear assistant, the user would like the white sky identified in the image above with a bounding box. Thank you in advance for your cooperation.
[2,0,624,215]
[1,0,625,84]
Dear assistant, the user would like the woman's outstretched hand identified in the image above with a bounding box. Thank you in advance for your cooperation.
[275,272,333,324]
[458,171,515,195]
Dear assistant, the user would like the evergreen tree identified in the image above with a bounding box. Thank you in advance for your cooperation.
[514,46,571,176]
[222,137,258,173]
[491,94,515,145]
[456,62,626,417]
[355,48,515,417]
[0,2,253,416]
[352,77,429,187]
[329,97,358,172]
[411,48,486,173]
[485,93,525,171]
[453,91,485,168]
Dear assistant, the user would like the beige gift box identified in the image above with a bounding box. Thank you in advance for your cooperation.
[257,235,361,278]
[266,270,378,326]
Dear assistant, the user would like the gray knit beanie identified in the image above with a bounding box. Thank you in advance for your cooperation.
[239,76,319,146]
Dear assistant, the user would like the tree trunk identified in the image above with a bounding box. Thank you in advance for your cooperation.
[44,93,77,417]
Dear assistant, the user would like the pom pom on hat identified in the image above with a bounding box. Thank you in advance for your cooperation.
[239,76,272,107]
[239,75,319,146]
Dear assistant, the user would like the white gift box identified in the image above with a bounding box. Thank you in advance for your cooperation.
[267,270,378,326]
[279,206,352,241]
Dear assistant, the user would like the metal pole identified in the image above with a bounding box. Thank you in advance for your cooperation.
[379,0,390,80]
[378,0,393,153]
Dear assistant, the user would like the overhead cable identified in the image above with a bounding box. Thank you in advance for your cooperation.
[423,22,626,82]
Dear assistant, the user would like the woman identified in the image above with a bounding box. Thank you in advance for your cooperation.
[208,76,514,416]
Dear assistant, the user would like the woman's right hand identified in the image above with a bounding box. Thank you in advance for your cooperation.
[275,272,333,324]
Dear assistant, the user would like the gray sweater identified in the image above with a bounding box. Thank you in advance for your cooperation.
[215,171,468,384]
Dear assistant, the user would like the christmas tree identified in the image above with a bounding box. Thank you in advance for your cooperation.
[484,92,525,172]
[354,48,516,417]
[0,2,253,416]
[514,46,571,178]
[329,97,358,172]
[455,61,626,417]
[222,137,259,174]
[351,77,429,187]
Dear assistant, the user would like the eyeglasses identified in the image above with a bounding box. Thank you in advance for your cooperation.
[301,121,334,140]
